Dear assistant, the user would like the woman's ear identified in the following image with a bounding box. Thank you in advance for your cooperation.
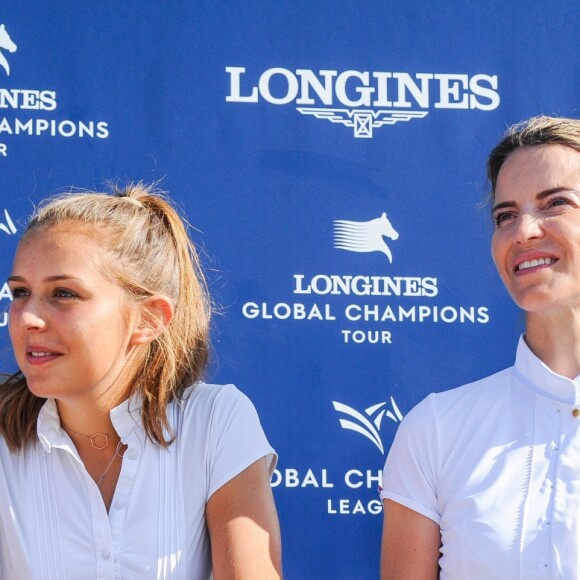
[130,294,175,345]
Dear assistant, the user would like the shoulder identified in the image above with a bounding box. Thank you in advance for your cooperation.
[182,382,243,405]
[177,383,253,420]
[409,365,513,423]
[173,383,276,496]
[391,365,514,453]
[383,366,515,504]
[170,382,268,446]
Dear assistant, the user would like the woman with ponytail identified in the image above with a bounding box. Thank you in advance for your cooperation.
[0,183,282,579]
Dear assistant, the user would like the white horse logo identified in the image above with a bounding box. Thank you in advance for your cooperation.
[334,212,399,263]
[0,25,17,76]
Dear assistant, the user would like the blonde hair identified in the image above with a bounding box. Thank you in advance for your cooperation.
[487,115,580,196]
[0,183,211,450]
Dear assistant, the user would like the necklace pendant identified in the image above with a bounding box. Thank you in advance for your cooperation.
[89,433,110,450]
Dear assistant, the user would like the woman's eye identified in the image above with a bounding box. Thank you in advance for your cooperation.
[8,287,29,299]
[546,196,571,209]
[54,288,78,299]
[494,212,515,227]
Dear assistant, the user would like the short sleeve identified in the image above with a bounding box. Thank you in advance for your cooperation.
[381,393,441,524]
[204,385,277,499]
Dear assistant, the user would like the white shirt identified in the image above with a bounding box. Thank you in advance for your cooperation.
[0,383,276,580]
[382,336,580,579]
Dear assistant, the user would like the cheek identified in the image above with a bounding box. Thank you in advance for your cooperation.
[7,305,21,343]
[490,234,503,269]
[8,324,26,368]
[90,315,133,355]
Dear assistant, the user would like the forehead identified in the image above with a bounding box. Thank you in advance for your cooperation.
[13,224,111,273]
[496,145,580,200]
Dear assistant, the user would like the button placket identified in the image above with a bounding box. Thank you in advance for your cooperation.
[108,432,142,559]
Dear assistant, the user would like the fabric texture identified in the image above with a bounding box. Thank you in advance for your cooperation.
[382,336,580,579]
[0,383,276,580]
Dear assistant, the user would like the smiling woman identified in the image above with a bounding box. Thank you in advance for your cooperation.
[380,116,580,579]
[0,184,282,580]
[491,144,580,317]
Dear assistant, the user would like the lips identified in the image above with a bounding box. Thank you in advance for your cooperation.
[26,348,63,365]
[516,257,556,271]
[513,254,558,274]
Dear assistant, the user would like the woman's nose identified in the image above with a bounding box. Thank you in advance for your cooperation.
[515,213,544,243]
[19,308,47,331]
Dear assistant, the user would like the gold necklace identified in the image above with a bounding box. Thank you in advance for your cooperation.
[96,439,125,487]
[61,423,116,450]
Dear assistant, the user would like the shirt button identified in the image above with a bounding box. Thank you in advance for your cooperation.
[127,449,139,460]
[573,408,580,417]
[101,550,111,560]
[549,442,558,454]
[115,500,125,509]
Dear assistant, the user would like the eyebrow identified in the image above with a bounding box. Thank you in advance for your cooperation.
[491,187,579,214]
[7,275,81,283]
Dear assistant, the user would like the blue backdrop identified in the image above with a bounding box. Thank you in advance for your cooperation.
[1,3,579,578]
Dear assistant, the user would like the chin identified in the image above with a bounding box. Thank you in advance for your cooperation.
[513,293,562,314]
[24,379,61,400]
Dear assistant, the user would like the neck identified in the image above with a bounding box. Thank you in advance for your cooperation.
[525,308,580,378]
[56,392,125,437]
[55,357,139,435]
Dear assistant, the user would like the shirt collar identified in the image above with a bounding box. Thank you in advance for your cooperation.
[514,334,580,404]
[37,395,144,453]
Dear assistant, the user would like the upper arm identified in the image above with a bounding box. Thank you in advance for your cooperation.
[381,499,440,580]
[206,457,282,580]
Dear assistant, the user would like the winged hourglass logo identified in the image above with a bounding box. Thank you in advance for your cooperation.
[333,397,403,454]
[297,109,428,138]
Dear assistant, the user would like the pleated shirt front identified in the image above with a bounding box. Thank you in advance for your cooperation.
[0,383,276,580]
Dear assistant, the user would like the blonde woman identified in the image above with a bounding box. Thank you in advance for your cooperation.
[0,184,282,579]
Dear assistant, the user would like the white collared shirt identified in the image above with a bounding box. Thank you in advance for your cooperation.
[382,336,580,579]
[0,383,276,580]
